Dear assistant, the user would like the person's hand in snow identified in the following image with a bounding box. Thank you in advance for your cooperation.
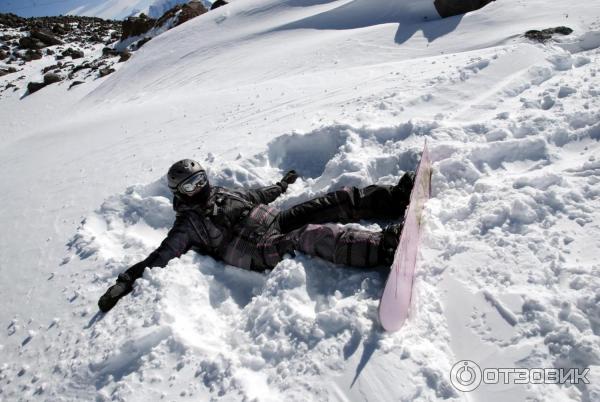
[278,170,299,191]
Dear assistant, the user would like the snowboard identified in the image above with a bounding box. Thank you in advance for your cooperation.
[378,142,432,332]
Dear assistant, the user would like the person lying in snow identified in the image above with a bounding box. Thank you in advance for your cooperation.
[98,159,415,312]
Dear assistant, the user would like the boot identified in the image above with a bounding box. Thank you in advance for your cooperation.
[392,171,415,211]
[98,273,133,313]
[379,222,404,265]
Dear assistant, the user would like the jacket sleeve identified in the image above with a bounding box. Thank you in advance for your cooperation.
[123,217,192,281]
[236,182,287,205]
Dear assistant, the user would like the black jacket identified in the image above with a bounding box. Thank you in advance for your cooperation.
[124,183,286,281]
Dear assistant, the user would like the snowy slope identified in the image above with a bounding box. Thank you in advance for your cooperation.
[1,0,600,401]
[0,0,208,19]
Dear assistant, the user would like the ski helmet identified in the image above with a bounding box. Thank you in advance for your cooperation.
[167,159,208,196]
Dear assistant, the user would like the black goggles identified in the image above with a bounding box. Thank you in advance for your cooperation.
[173,170,208,196]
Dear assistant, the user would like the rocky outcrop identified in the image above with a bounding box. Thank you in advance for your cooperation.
[434,0,495,18]
[121,14,156,40]
[30,30,63,46]
[122,1,208,42]
[175,1,208,26]
[211,0,228,10]
[0,13,26,28]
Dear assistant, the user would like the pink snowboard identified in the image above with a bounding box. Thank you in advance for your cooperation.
[378,142,432,332]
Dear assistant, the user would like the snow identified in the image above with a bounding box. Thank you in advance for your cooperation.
[1,0,600,401]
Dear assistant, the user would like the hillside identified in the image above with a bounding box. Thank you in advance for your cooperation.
[1,0,600,401]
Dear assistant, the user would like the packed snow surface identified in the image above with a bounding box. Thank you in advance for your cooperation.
[1,0,600,401]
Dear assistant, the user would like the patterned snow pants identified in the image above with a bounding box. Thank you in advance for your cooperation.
[260,185,406,269]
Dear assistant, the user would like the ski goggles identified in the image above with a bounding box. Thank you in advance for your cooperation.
[173,170,208,196]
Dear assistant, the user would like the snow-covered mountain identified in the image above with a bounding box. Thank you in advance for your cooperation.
[0,0,211,19]
[1,0,600,401]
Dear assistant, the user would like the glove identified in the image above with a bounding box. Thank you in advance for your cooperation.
[282,170,299,184]
[98,273,133,313]
[278,170,299,192]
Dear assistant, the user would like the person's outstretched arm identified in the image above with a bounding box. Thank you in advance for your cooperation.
[98,217,192,312]
[239,170,299,205]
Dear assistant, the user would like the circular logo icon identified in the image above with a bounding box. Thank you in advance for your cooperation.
[450,360,482,392]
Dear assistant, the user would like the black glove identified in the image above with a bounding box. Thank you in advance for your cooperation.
[281,170,299,185]
[98,273,133,313]
[278,170,299,192]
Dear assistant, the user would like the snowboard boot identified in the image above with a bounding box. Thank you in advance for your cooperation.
[379,222,404,265]
[392,171,415,212]
[98,273,133,313]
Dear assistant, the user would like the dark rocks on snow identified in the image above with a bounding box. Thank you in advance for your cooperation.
[155,1,207,28]
[27,81,46,94]
[21,49,42,61]
[118,51,131,63]
[68,80,84,89]
[121,14,155,40]
[0,50,7,59]
[61,48,84,59]
[434,0,495,18]
[0,13,26,28]
[43,72,62,85]
[211,0,229,10]
[0,66,17,77]
[136,37,152,48]
[30,30,63,46]
[98,67,115,77]
[18,36,45,49]
[102,47,120,57]
[42,64,60,74]
[525,26,573,42]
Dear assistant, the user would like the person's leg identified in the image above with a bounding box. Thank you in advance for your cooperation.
[278,172,414,233]
[271,223,402,268]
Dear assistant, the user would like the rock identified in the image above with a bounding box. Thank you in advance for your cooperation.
[68,80,84,89]
[434,0,494,18]
[42,64,59,74]
[121,15,155,40]
[43,72,62,85]
[45,48,54,55]
[27,81,46,94]
[98,67,115,77]
[118,51,131,63]
[0,67,15,77]
[62,48,84,59]
[31,30,63,46]
[525,26,573,43]
[210,0,228,10]
[21,49,43,61]
[0,13,26,28]
[51,24,65,35]
[177,1,208,26]
[18,36,45,50]
[101,47,119,57]
[155,1,207,29]
[134,37,151,49]
[0,50,6,60]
